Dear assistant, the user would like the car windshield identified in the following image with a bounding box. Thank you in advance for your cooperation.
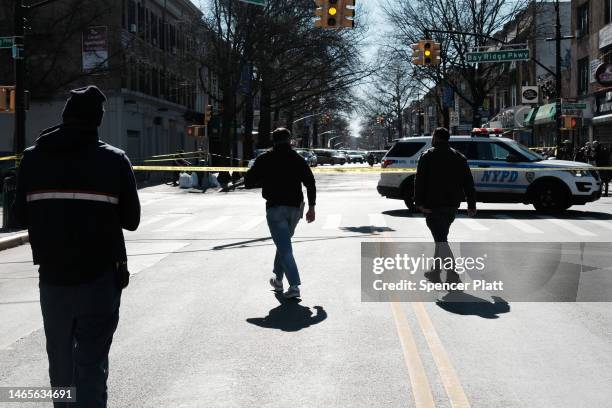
[504,140,544,162]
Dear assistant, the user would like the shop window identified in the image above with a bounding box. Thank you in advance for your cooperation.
[577,3,589,37]
[578,57,589,95]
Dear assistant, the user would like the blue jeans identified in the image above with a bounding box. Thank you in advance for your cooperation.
[266,205,302,286]
[39,268,121,408]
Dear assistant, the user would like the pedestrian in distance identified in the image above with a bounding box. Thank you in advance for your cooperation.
[245,128,316,299]
[414,127,477,284]
[592,141,611,196]
[13,86,141,408]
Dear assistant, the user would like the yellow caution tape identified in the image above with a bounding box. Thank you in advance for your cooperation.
[133,165,612,174]
[0,155,17,161]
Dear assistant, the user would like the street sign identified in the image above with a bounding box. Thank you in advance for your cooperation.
[0,37,13,49]
[466,49,530,63]
[561,103,587,110]
[239,0,265,5]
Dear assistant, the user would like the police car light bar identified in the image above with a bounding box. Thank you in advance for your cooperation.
[471,128,503,137]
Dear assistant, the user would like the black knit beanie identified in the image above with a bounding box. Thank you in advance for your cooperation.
[62,85,107,126]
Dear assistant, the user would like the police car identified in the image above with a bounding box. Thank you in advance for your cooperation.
[377,128,602,213]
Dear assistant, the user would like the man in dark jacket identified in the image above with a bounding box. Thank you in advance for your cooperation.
[245,128,316,299]
[13,86,140,408]
[414,127,476,283]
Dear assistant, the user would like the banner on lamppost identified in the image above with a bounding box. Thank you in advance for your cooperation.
[82,26,108,72]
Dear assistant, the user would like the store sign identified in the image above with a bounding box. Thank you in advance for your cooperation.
[595,63,612,86]
[521,86,539,104]
[595,91,612,115]
[599,24,612,49]
[82,26,108,72]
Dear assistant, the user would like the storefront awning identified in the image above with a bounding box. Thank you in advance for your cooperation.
[592,113,612,124]
[533,103,556,125]
[523,107,538,127]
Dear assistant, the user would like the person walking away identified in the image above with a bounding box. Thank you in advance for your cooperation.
[414,127,477,284]
[245,128,316,299]
[13,86,141,408]
[593,141,611,196]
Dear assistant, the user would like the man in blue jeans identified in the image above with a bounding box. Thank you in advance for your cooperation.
[414,127,476,283]
[245,128,316,299]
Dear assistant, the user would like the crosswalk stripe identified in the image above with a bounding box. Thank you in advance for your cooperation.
[236,216,265,231]
[322,214,342,230]
[457,218,489,231]
[191,215,232,231]
[579,217,612,231]
[493,215,543,233]
[369,213,387,228]
[155,215,196,231]
[138,215,165,228]
[543,217,596,236]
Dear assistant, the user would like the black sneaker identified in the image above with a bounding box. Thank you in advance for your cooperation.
[269,277,283,292]
[283,286,301,299]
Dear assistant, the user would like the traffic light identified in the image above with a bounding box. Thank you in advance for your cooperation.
[340,0,355,28]
[561,115,580,130]
[428,41,441,65]
[0,86,16,113]
[205,104,213,124]
[187,125,204,138]
[411,42,423,65]
[422,40,441,66]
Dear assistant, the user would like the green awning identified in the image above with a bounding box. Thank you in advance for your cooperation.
[533,103,556,125]
[522,107,538,127]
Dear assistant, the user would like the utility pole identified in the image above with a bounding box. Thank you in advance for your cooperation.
[554,0,562,148]
[13,0,26,155]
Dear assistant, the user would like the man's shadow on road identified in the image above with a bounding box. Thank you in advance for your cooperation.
[246,294,327,332]
[436,292,510,319]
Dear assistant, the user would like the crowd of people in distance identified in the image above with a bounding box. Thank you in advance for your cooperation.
[557,140,610,196]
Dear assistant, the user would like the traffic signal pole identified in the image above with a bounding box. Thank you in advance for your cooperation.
[13,0,25,154]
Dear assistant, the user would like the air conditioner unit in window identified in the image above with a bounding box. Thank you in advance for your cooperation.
[130,24,137,33]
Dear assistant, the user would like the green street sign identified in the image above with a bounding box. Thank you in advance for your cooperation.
[239,0,265,5]
[561,103,587,110]
[0,37,13,49]
[466,49,530,63]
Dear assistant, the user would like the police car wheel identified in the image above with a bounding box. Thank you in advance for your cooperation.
[532,181,570,213]
[402,185,417,212]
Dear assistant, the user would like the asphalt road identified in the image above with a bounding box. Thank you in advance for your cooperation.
[1,166,611,407]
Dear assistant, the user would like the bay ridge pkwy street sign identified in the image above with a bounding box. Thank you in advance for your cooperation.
[466,49,530,63]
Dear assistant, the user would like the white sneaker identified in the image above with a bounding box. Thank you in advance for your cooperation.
[283,286,301,299]
[269,277,283,292]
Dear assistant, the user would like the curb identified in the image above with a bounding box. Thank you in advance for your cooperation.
[0,231,29,252]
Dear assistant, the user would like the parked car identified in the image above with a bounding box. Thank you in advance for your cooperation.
[347,150,366,164]
[314,149,346,165]
[247,148,271,168]
[296,149,318,167]
[0,152,16,192]
[366,150,387,165]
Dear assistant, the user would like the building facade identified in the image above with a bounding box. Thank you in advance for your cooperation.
[0,0,207,165]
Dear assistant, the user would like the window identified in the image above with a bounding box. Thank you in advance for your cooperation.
[577,3,589,36]
[606,0,612,25]
[474,142,493,161]
[449,141,476,160]
[137,2,145,38]
[387,142,426,158]
[578,57,589,95]
[490,142,517,161]
[128,0,136,31]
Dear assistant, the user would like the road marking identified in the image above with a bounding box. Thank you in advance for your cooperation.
[494,215,543,233]
[138,215,166,228]
[369,213,387,228]
[457,218,488,231]
[390,302,436,408]
[322,214,342,230]
[579,217,612,231]
[154,215,196,231]
[191,215,232,231]
[542,217,596,236]
[412,302,471,408]
[236,216,265,231]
